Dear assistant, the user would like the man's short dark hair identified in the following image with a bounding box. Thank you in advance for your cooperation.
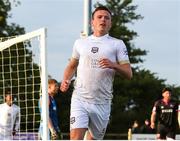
[5,89,11,96]
[92,6,112,18]
[162,87,172,93]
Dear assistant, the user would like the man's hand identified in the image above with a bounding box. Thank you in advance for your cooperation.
[150,122,155,129]
[60,80,70,92]
[99,58,115,69]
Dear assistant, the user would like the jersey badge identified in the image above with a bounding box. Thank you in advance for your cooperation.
[70,117,75,124]
[91,47,99,53]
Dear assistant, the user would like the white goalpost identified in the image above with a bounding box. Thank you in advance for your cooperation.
[0,28,48,140]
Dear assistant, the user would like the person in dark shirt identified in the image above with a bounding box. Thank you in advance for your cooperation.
[150,87,179,140]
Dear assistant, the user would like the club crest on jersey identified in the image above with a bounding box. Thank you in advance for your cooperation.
[91,47,99,53]
[70,117,75,124]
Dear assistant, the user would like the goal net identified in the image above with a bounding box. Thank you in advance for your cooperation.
[0,28,48,140]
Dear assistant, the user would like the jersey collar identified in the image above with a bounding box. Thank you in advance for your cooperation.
[91,34,109,40]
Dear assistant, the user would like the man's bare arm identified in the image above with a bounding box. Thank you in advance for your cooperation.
[150,111,156,129]
[60,58,79,92]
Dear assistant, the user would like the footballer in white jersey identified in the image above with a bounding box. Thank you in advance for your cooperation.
[69,34,130,139]
[60,6,132,140]
[0,94,20,140]
[72,34,130,104]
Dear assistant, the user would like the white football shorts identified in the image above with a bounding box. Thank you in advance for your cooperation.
[70,97,111,139]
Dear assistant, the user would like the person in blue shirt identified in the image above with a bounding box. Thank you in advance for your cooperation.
[39,79,62,140]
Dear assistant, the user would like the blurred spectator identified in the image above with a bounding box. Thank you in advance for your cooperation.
[132,120,141,133]
[140,119,155,134]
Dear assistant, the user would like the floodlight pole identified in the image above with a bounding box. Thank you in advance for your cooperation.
[82,0,92,37]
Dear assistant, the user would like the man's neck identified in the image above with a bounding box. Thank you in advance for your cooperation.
[6,102,12,106]
[93,31,108,37]
[162,98,170,104]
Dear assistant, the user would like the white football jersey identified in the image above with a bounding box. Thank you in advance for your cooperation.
[72,34,130,104]
[0,103,20,139]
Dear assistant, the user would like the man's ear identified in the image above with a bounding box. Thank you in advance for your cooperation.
[91,20,93,27]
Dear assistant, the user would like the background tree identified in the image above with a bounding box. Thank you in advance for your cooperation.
[0,0,24,36]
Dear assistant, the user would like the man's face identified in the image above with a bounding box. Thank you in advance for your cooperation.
[5,94,12,104]
[91,10,112,34]
[162,90,171,100]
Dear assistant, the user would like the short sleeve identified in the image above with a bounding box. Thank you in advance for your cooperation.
[152,101,159,113]
[72,40,80,60]
[116,40,130,65]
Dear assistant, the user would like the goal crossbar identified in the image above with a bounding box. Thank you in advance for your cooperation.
[0,28,45,51]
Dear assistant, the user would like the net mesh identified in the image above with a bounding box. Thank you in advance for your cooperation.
[0,31,44,139]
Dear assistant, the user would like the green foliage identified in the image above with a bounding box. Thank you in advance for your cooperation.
[0,0,24,37]
[108,69,166,133]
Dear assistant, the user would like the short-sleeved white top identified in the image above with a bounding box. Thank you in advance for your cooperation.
[0,103,20,135]
[72,34,130,104]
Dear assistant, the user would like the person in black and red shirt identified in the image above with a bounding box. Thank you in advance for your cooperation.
[150,87,180,140]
